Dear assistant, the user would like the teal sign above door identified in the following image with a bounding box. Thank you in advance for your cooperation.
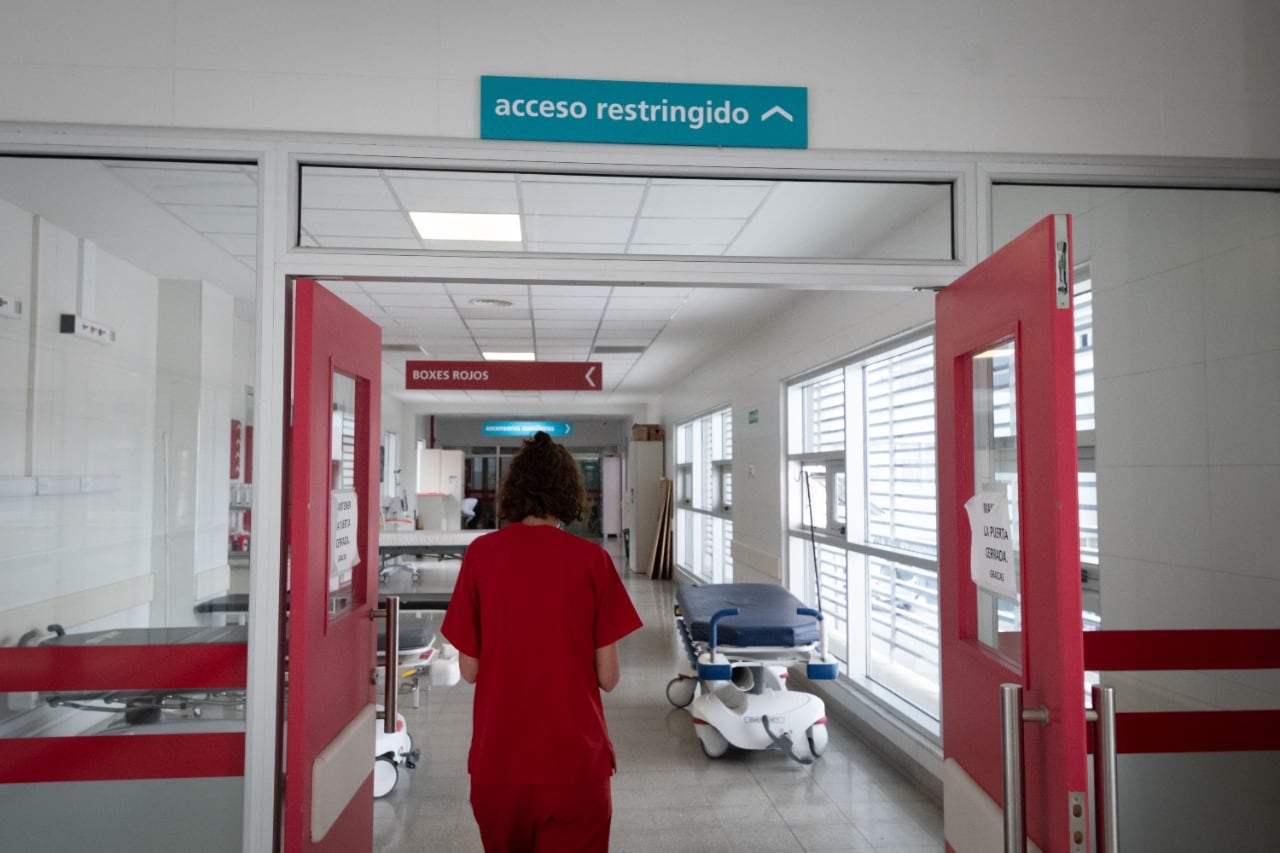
[480,76,808,149]
[483,420,574,437]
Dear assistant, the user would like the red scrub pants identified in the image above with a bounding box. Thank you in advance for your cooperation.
[469,777,612,853]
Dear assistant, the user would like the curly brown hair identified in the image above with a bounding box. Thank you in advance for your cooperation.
[497,431,587,523]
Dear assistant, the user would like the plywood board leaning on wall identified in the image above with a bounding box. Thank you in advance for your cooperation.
[648,477,674,580]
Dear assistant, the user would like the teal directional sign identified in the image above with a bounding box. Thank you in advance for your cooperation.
[481,76,807,149]
[482,420,574,437]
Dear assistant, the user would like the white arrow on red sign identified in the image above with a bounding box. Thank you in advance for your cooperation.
[405,360,604,391]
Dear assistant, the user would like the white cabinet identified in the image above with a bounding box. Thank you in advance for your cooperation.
[601,456,623,537]
[416,448,464,530]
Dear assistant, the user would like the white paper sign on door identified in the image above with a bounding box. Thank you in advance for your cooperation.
[330,489,360,590]
[965,490,1018,598]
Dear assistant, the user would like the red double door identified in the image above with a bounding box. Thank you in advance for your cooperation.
[936,215,1090,852]
[284,278,383,853]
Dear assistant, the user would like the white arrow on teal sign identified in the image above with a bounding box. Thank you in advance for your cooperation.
[481,76,807,149]
[482,421,574,437]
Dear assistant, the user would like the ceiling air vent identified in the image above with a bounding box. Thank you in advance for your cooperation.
[591,345,647,355]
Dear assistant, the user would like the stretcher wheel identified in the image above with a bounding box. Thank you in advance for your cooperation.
[665,675,696,708]
[695,724,730,758]
[372,756,399,798]
[807,723,829,757]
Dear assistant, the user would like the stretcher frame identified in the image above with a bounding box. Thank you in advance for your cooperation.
[667,584,839,764]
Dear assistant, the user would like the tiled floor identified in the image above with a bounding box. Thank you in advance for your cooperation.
[374,542,943,852]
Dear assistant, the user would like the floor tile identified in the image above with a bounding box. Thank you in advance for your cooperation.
[374,541,943,852]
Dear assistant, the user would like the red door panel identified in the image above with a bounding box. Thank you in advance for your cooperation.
[937,215,1087,851]
[284,278,381,853]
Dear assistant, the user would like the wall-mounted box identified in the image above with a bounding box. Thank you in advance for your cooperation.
[60,313,116,344]
[0,293,22,319]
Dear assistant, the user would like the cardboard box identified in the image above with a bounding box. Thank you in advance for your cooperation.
[632,423,665,441]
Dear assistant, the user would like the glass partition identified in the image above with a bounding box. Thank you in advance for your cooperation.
[0,156,258,744]
[300,166,954,261]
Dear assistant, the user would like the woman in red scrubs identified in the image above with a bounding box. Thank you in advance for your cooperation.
[442,431,644,852]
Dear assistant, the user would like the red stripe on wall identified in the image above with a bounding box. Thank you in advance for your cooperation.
[1099,710,1280,754]
[0,644,247,692]
[1083,630,1280,671]
[0,732,245,783]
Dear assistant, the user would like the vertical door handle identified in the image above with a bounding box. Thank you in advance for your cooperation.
[1001,683,1051,853]
[371,595,400,734]
[1091,684,1120,852]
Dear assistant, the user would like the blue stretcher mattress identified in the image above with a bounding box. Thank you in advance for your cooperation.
[676,583,821,647]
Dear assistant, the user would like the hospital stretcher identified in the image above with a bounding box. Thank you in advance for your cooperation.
[378,529,486,576]
[666,583,839,764]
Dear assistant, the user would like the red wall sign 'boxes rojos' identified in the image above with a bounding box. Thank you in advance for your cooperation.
[405,360,603,391]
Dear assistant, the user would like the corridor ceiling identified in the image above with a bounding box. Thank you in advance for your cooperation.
[0,156,950,410]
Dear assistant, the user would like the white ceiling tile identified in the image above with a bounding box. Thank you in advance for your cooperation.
[205,233,257,256]
[520,178,645,217]
[529,285,616,299]
[537,329,597,339]
[301,173,401,210]
[360,281,450,297]
[169,206,258,234]
[302,209,416,239]
[107,163,258,207]
[372,293,459,309]
[593,334,655,346]
[301,235,423,250]
[531,295,609,311]
[524,214,633,244]
[632,217,745,244]
[465,318,533,330]
[642,181,773,218]
[445,283,530,303]
[532,309,602,321]
[601,309,675,323]
[388,175,519,213]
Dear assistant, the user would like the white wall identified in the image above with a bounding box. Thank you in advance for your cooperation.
[992,186,1280,709]
[655,288,935,580]
[0,207,160,647]
[151,279,235,624]
[0,1,1277,160]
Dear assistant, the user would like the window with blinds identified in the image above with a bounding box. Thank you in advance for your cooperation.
[674,407,734,583]
[785,283,1100,724]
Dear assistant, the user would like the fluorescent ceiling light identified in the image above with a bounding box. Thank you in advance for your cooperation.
[410,211,522,242]
[482,351,535,361]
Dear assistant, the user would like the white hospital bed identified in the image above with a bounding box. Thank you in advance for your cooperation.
[666,583,839,764]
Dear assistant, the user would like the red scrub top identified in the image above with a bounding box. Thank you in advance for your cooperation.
[441,523,643,785]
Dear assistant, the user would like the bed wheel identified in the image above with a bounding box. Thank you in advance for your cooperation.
[695,724,730,758]
[665,675,696,708]
[372,756,399,798]
[807,723,829,757]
